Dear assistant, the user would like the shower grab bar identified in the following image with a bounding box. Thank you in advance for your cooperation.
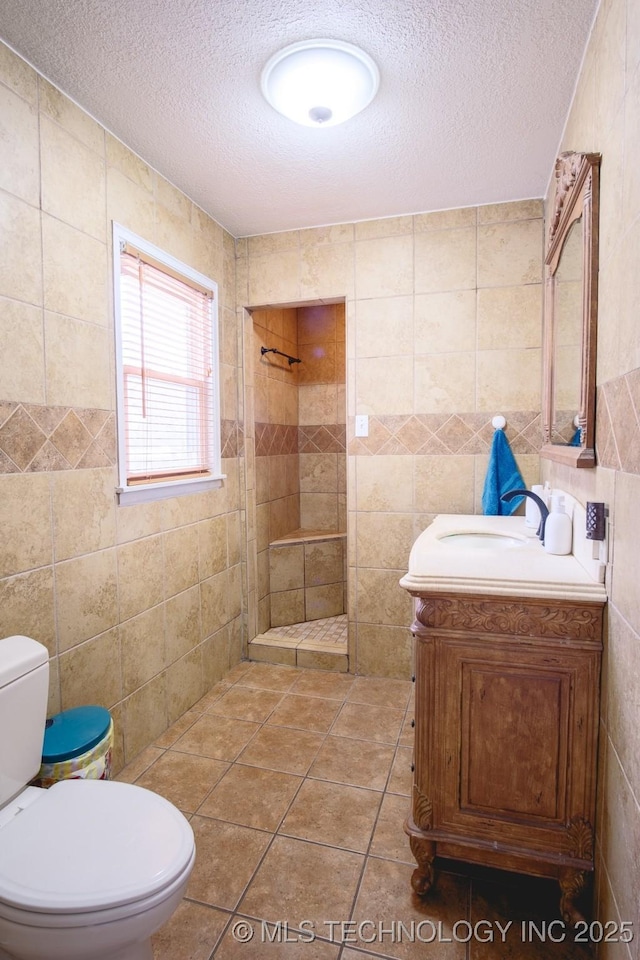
[261,346,301,365]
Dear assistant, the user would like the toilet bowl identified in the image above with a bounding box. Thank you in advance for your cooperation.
[0,637,195,960]
[0,780,195,960]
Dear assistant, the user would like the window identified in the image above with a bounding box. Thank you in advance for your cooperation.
[113,223,222,505]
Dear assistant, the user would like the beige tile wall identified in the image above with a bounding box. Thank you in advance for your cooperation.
[298,302,346,533]
[269,537,345,626]
[251,308,300,633]
[541,0,640,949]
[238,203,544,679]
[0,43,244,772]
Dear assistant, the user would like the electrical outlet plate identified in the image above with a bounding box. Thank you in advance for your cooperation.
[568,497,607,584]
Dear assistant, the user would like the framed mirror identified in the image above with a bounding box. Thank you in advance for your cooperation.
[541,151,601,468]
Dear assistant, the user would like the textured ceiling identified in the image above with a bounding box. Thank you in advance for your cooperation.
[0,0,597,238]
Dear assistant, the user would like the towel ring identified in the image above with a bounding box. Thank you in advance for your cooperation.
[491,415,506,430]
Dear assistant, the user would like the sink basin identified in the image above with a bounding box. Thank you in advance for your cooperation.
[437,532,527,550]
[400,509,608,601]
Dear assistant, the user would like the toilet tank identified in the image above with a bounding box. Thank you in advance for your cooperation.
[0,636,49,807]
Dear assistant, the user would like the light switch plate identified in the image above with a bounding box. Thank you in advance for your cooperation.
[355,414,369,437]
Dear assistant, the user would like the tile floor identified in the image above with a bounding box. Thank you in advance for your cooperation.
[116,661,594,960]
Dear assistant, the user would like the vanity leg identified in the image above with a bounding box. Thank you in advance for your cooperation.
[409,836,436,896]
[559,868,587,925]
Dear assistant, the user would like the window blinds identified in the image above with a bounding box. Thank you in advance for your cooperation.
[119,246,215,484]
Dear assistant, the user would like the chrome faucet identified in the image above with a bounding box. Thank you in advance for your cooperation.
[501,489,549,543]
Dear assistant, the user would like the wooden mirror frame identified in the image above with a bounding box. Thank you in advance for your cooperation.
[541,151,601,468]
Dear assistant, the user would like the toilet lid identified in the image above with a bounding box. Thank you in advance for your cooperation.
[0,779,194,913]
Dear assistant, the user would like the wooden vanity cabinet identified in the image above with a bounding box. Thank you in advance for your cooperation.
[404,591,604,923]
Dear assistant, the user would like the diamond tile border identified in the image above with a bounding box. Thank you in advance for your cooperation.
[255,422,346,457]
[347,412,543,456]
[17,386,640,474]
[252,414,541,458]
[0,404,243,474]
[0,403,116,474]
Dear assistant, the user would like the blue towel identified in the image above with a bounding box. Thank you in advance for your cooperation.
[569,426,582,446]
[482,429,525,515]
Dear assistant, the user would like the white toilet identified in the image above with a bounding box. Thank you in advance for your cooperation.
[0,636,196,960]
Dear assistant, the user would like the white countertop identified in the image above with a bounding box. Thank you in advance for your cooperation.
[399,514,607,602]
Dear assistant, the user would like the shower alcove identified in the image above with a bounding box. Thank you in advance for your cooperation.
[244,301,348,670]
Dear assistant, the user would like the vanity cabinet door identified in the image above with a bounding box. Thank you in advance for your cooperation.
[434,634,599,858]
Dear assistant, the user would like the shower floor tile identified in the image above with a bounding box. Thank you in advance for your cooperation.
[266,613,347,644]
[250,614,348,669]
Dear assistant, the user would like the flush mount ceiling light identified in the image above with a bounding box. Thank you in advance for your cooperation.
[261,39,380,127]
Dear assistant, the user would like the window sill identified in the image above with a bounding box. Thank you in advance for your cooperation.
[117,474,226,506]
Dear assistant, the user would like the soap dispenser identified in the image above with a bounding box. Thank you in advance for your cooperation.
[544,495,572,555]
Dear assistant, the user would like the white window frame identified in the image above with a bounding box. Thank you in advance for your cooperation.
[112,222,224,506]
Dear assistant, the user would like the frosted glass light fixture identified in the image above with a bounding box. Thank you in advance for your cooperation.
[261,39,379,127]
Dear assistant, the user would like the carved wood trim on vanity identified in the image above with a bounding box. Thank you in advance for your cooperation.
[407,588,605,924]
[413,785,433,831]
[415,595,603,642]
[566,816,594,861]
